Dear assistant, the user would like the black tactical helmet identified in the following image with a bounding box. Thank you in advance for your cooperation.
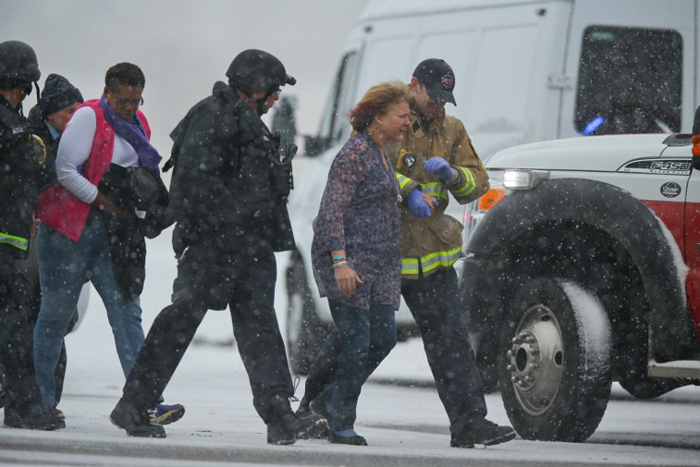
[226,49,295,92]
[0,40,41,84]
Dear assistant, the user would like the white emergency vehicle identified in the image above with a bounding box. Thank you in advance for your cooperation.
[461,132,700,442]
[285,0,700,375]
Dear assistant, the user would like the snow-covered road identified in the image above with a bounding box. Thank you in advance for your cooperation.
[1,341,699,467]
[2,231,699,467]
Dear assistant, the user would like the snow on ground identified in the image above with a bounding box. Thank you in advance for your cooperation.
[3,342,700,467]
[2,230,700,466]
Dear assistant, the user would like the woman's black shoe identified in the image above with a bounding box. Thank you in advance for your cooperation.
[329,431,368,446]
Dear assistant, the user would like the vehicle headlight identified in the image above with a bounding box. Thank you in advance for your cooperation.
[474,169,549,214]
[502,169,549,190]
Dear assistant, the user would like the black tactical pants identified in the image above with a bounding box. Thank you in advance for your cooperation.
[0,252,44,420]
[121,241,294,422]
[303,267,487,435]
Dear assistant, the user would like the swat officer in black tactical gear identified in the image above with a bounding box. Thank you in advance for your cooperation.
[0,40,64,430]
[111,49,327,443]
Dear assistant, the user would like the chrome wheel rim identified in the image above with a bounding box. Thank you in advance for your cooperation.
[506,304,565,416]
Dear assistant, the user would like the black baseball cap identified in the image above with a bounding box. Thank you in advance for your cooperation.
[412,58,456,106]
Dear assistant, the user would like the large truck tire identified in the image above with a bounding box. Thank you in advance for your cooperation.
[500,277,612,442]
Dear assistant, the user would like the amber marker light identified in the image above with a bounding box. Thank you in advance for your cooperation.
[478,188,507,211]
[692,134,700,156]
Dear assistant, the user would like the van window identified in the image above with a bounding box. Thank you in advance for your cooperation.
[316,51,359,149]
[575,26,683,136]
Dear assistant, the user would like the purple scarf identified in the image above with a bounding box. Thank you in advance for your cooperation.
[100,95,162,172]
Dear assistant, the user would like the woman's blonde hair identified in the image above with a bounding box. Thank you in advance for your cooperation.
[348,80,411,132]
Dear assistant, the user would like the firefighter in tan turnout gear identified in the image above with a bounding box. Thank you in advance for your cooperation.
[392,74,489,277]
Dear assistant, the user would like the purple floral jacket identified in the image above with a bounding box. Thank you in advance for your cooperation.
[311,131,402,309]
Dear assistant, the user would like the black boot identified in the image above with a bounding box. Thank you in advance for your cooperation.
[295,403,330,440]
[111,398,165,438]
[451,418,516,448]
[4,407,65,430]
[308,396,331,421]
[267,393,328,445]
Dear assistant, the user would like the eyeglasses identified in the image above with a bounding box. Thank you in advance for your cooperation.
[108,88,144,108]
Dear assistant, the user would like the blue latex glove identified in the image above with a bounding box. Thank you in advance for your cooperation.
[424,157,455,181]
[406,189,432,218]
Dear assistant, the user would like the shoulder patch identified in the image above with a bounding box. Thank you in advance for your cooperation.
[411,120,421,134]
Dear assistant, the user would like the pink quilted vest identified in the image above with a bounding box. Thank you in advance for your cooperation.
[38,99,151,241]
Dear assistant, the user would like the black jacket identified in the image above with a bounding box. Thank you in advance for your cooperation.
[97,163,171,301]
[27,105,59,191]
[166,81,295,255]
[0,96,44,260]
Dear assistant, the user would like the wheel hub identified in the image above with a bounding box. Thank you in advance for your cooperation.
[506,305,564,416]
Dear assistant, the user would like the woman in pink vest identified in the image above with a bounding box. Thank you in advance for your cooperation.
[32,63,183,427]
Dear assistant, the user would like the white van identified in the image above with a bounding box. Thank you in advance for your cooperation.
[284,0,699,373]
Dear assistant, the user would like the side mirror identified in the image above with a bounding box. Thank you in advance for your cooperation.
[693,154,700,171]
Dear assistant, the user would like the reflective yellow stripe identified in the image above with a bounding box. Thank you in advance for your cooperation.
[396,173,412,190]
[401,246,462,276]
[453,167,476,197]
[420,181,448,200]
[0,232,28,251]
[401,257,420,276]
[420,246,462,273]
[31,134,47,164]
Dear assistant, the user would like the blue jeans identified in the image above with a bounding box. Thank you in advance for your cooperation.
[323,299,396,432]
[33,214,145,410]
[304,268,487,435]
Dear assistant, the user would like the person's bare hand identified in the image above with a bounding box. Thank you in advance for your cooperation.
[334,265,364,297]
[423,194,437,213]
[31,216,40,238]
[92,191,125,218]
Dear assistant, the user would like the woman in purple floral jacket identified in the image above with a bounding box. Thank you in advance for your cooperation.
[309,81,411,446]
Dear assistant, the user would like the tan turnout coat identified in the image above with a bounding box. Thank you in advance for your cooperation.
[388,110,489,279]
